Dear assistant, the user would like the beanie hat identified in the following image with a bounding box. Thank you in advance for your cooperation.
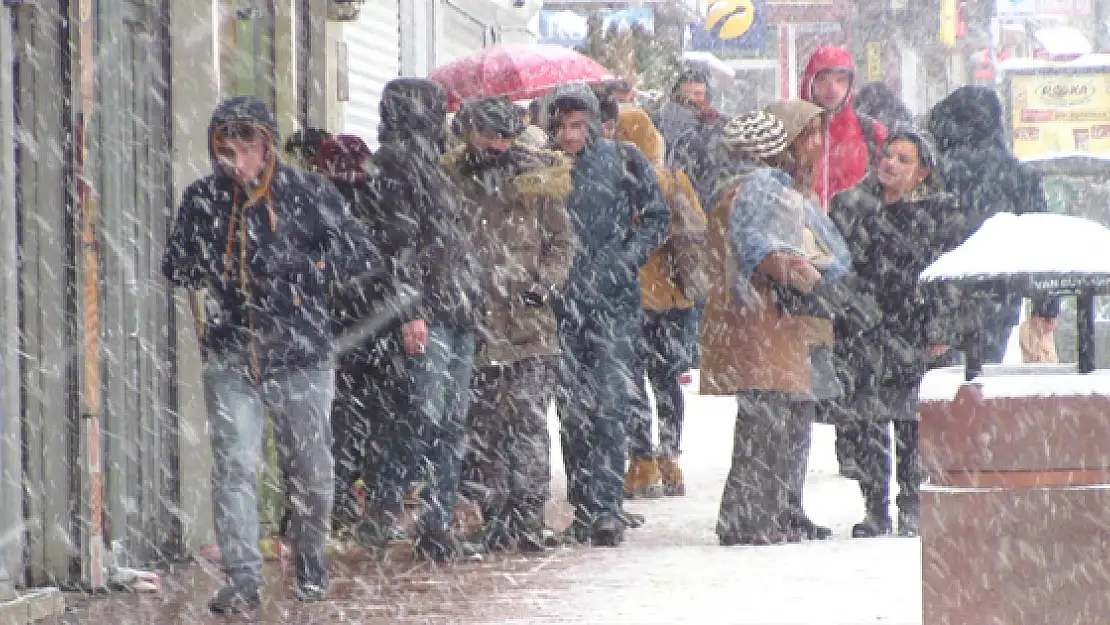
[723,111,788,158]
[455,96,525,138]
[763,100,823,148]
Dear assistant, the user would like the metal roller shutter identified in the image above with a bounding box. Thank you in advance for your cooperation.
[437,1,490,66]
[342,0,401,147]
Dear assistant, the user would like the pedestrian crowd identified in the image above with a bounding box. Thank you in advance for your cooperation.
[162,46,1056,613]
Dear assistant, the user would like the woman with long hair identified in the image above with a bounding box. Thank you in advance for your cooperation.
[702,102,850,546]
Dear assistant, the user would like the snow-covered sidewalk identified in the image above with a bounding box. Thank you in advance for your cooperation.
[529,382,923,625]
[65,379,922,624]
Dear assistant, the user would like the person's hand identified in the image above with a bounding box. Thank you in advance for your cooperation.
[1030,315,1059,334]
[402,319,428,355]
[789,258,822,293]
[928,344,950,358]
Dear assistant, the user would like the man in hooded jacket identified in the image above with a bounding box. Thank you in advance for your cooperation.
[655,68,729,213]
[927,85,1056,363]
[162,96,378,612]
[801,46,889,478]
[802,46,888,210]
[547,84,670,546]
[342,78,484,563]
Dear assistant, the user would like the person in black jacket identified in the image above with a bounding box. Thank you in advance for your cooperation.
[831,127,959,538]
[162,96,377,612]
[927,86,1056,361]
[348,78,483,564]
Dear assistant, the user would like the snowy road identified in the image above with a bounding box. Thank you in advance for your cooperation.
[64,379,922,624]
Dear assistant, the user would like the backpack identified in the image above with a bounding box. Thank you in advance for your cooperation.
[618,142,709,303]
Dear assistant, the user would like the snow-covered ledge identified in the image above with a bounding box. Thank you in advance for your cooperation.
[921,212,1110,378]
[921,212,1110,283]
[920,363,1110,403]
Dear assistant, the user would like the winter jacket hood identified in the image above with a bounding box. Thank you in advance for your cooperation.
[207,95,284,212]
[546,83,603,147]
[441,144,574,200]
[378,78,449,155]
[802,47,888,209]
[802,46,856,111]
[617,107,664,168]
[207,95,281,163]
[926,85,1007,153]
[368,77,481,329]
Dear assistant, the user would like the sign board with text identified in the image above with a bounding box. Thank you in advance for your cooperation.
[688,0,767,52]
[1010,70,1110,158]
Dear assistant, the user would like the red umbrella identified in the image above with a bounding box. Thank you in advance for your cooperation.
[429,43,615,111]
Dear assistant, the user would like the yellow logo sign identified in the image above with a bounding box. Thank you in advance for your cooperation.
[707,0,756,40]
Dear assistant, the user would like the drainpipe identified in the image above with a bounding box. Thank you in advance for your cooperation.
[0,3,19,601]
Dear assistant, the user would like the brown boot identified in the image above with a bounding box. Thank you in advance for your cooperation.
[624,458,664,499]
[657,455,686,497]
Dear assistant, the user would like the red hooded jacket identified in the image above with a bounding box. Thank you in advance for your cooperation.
[802,47,887,210]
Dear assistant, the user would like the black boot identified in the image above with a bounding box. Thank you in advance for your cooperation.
[469,504,514,554]
[787,512,833,540]
[852,497,893,538]
[413,529,483,563]
[591,513,625,547]
[293,551,329,602]
[896,495,920,538]
[509,497,548,553]
[208,575,261,614]
[356,506,407,549]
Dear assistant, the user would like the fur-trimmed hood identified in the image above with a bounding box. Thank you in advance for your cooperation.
[441,144,573,200]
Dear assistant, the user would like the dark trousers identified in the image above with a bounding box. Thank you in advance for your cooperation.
[462,356,558,525]
[855,386,922,516]
[629,308,692,459]
[717,391,813,541]
[330,327,413,526]
[556,304,638,525]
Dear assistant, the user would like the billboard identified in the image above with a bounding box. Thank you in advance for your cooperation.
[1010,71,1110,158]
[688,0,768,52]
[538,9,654,49]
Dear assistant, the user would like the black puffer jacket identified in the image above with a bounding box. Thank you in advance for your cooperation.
[162,96,379,370]
[927,86,1052,354]
[832,172,961,390]
[334,78,481,332]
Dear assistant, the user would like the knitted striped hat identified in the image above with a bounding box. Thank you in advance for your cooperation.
[723,111,788,158]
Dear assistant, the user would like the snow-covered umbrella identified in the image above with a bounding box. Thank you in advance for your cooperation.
[428,43,615,112]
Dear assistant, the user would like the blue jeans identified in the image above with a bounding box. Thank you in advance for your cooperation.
[204,359,335,584]
[556,303,638,524]
[410,324,476,534]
